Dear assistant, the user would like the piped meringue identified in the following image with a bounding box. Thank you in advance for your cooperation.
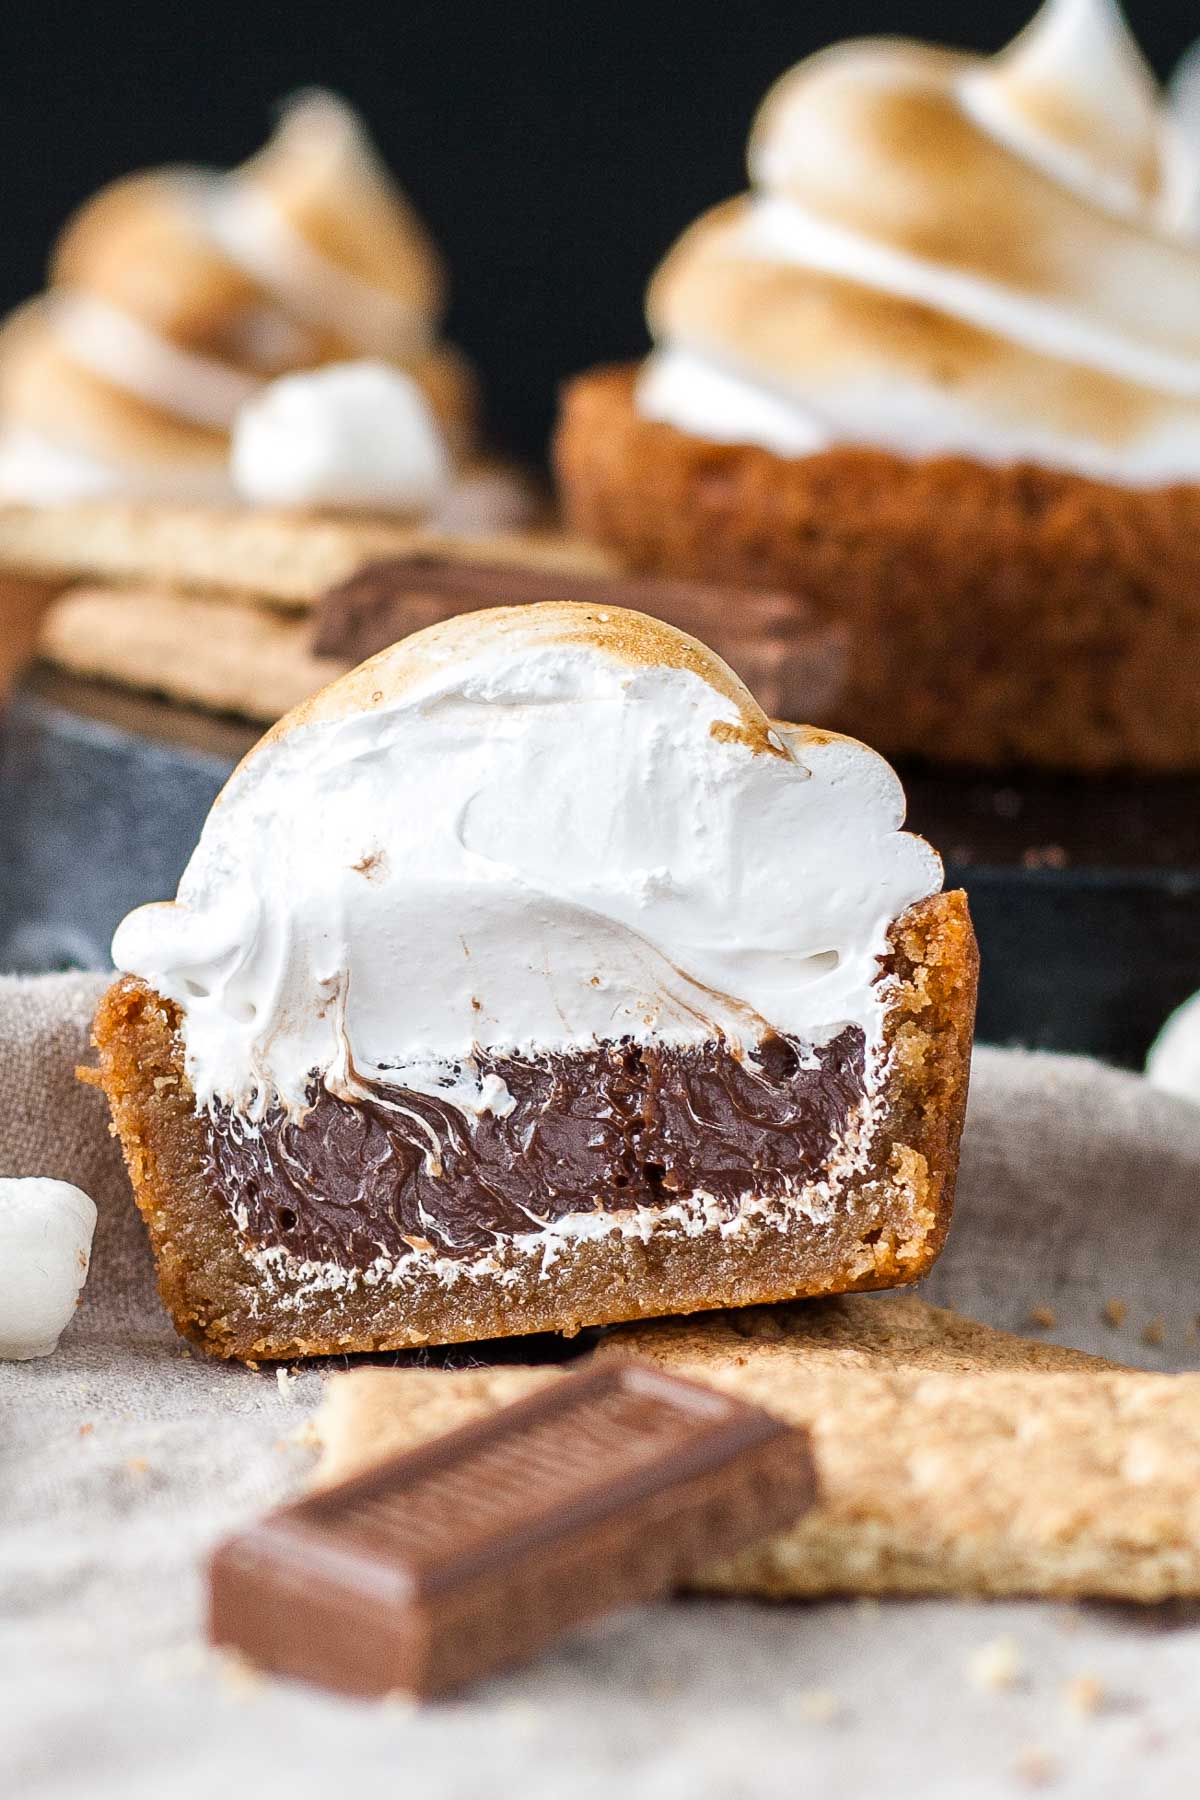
[112,604,942,1122]
[639,2,1200,484]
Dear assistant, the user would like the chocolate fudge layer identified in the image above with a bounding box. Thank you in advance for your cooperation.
[93,892,974,1359]
[91,602,976,1360]
[207,1026,867,1265]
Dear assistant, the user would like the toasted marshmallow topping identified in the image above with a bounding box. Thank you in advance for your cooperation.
[113,604,941,1121]
[231,361,451,510]
[639,1,1200,485]
[960,0,1162,215]
[0,92,471,504]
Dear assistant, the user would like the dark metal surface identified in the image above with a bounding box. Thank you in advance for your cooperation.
[2,685,1197,1067]
[0,691,231,975]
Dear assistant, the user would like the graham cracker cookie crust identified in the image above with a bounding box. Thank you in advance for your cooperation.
[88,891,977,1362]
[555,365,1200,773]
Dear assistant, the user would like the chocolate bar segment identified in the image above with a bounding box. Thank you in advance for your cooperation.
[209,1360,816,1698]
[311,555,849,723]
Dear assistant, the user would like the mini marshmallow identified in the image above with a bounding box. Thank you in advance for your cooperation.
[230,360,451,511]
[1146,990,1200,1106]
[0,1177,98,1360]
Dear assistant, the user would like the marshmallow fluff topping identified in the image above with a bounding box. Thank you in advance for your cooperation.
[113,605,941,1124]
[639,0,1200,484]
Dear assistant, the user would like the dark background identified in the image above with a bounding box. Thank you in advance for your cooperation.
[1,1,1195,462]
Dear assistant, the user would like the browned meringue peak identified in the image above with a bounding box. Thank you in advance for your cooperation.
[223,89,446,357]
[1166,35,1200,233]
[47,91,445,371]
[0,92,477,501]
[959,0,1164,216]
[49,171,265,359]
[745,30,1200,373]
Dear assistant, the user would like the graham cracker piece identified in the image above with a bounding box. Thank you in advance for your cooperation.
[316,1365,563,1491]
[40,587,347,722]
[312,1296,1200,1601]
[0,501,614,607]
[598,1292,1117,1376]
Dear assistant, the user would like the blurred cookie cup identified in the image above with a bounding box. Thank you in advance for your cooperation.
[556,2,1200,773]
[0,92,542,718]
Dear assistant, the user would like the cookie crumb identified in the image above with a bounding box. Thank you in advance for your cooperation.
[287,1417,321,1449]
[1014,1747,1057,1787]
[380,1688,419,1714]
[78,1421,94,1437]
[1063,1673,1105,1716]
[497,1700,543,1737]
[218,1651,264,1699]
[1028,1305,1056,1330]
[144,1643,209,1684]
[967,1635,1022,1691]
[125,1456,150,1476]
[1020,845,1068,871]
[1142,1318,1166,1348]
[1102,1299,1128,1328]
[792,1689,842,1724]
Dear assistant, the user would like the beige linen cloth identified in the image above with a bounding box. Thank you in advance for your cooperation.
[3,970,1200,1800]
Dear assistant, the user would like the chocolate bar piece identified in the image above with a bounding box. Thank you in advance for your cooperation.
[209,1360,815,1698]
[310,554,849,722]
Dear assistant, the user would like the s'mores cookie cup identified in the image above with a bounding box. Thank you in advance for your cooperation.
[92,603,977,1361]
[557,1,1200,773]
[0,92,536,707]
[0,90,478,507]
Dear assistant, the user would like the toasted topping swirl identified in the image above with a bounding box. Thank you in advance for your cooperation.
[639,2,1200,485]
[0,92,474,502]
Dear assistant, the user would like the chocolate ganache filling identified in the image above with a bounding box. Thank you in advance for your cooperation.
[204,1027,868,1270]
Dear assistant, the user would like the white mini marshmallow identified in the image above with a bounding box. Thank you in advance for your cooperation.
[1146,989,1200,1105]
[0,1178,98,1360]
[230,359,451,511]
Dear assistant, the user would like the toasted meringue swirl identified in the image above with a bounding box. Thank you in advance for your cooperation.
[0,92,475,504]
[639,1,1200,485]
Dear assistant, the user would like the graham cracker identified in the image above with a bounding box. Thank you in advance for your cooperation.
[40,587,347,722]
[0,501,614,607]
[312,1295,1200,1602]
